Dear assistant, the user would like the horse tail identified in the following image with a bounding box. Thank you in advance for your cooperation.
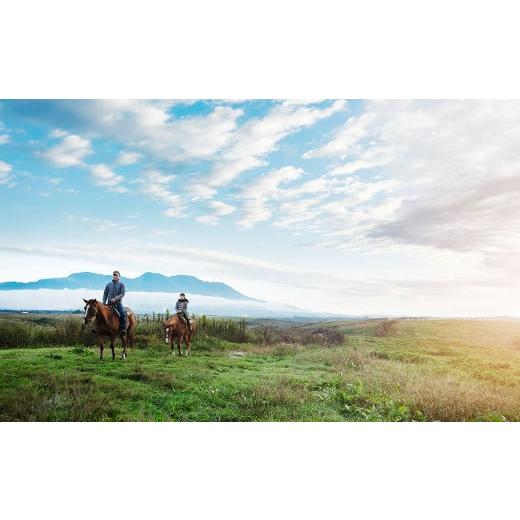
[127,311,137,348]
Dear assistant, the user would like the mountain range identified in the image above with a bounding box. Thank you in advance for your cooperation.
[0,272,261,302]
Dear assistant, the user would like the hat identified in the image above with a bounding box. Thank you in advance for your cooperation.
[113,270,120,276]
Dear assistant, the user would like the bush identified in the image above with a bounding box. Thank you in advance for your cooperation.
[196,316,249,343]
[250,325,344,347]
[0,321,32,348]
[0,317,93,348]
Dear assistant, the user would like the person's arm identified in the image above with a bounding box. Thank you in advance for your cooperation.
[114,283,125,301]
[103,284,109,305]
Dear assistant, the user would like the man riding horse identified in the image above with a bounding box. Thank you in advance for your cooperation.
[164,293,196,355]
[103,270,126,334]
[175,292,192,332]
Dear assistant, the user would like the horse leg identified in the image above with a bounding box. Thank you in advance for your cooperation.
[110,334,115,360]
[98,336,104,361]
[185,333,191,356]
[177,335,182,356]
[120,330,128,359]
[129,325,135,349]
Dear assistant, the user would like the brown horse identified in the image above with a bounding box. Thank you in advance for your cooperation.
[83,298,137,360]
[163,313,196,356]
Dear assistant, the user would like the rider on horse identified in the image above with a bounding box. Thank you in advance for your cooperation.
[103,270,126,334]
[175,293,192,332]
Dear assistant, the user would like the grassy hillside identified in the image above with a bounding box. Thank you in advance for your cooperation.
[1,316,520,421]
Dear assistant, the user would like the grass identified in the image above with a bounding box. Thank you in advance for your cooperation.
[1,316,520,421]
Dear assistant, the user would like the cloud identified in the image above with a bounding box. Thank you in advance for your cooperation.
[303,111,377,159]
[0,134,9,144]
[235,163,397,235]
[196,200,236,225]
[0,242,383,297]
[117,150,142,165]
[298,100,520,261]
[193,100,346,196]
[139,170,184,217]
[90,164,127,193]
[0,160,13,184]
[35,100,243,164]
[282,99,326,106]
[49,129,68,138]
[195,215,219,226]
[3,241,509,317]
[238,166,304,228]
[68,215,137,232]
[40,134,92,167]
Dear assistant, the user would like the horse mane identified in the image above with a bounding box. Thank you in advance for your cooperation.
[94,300,111,326]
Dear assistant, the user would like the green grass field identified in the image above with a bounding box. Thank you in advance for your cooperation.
[1,316,520,421]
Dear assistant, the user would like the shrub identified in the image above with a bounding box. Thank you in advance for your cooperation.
[0,321,32,348]
[250,325,344,347]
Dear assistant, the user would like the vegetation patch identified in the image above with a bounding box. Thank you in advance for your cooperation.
[2,315,520,421]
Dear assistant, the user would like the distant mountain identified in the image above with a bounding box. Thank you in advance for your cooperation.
[0,288,336,318]
[0,272,262,302]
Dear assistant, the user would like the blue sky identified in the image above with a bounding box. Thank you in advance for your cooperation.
[1,99,520,316]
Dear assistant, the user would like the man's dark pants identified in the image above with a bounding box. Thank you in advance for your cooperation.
[114,301,126,332]
[180,311,191,330]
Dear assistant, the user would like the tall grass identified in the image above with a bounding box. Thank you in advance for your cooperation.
[0,314,345,349]
[250,324,344,346]
[197,316,248,343]
[0,317,91,348]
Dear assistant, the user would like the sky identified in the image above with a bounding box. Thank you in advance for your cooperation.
[1,99,520,316]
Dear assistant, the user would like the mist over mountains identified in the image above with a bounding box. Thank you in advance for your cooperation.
[0,272,337,318]
[0,272,261,301]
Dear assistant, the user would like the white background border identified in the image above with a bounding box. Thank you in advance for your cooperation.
[1,1,520,518]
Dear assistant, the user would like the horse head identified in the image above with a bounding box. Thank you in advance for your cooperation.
[83,298,98,325]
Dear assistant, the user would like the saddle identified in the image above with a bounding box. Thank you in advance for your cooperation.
[110,305,129,319]
[176,311,192,330]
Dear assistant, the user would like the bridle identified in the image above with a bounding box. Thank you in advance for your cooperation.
[84,301,98,325]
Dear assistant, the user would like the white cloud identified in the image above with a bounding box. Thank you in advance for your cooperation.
[68,215,137,232]
[209,200,235,216]
[49,129,68,138]
[299,100,520,262]
[140,170,184,217]
[0,160,13,184]
[196,100,346,196]
[282,99,326,106]
[57,100,243,163]
[3,241,511,316]
[195,215,219,226]
[196,200,236,226]
[0,134,9,144]
[238,166,304,228]
[40,134,92,167]
[117,150,142,165]
[329,159,379,176]
[90,164,127,192]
